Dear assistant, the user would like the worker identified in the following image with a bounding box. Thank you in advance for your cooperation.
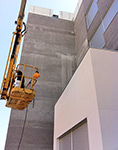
[33,71,40,79]
[15,70,25,88]
[26,71,40,89]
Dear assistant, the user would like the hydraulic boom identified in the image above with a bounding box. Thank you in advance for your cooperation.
[0,0,27,99]
[0,0,40,110]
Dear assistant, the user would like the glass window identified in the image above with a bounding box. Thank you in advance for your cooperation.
[89,0,118,49]
[90,22,105,48]
[59,132,71,150]
[59,121,89,150]
[72,123,89,150]
[103,0,118,31]
[86,0,98,29]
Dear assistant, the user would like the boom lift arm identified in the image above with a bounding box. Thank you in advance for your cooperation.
[0,0,27,99]
[0,0,40,110]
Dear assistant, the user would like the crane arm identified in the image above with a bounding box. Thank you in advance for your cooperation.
[0,0,27,99]
[0,0,40,110]
[18,0,27,19]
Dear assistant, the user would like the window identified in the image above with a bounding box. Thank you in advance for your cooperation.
[72,123,89,150]
[90,22,105,48]
[59,132,71,150]
[103,0,118,31]
[89,0,118,48]
[86,0,98,29]
[59,120,89,150]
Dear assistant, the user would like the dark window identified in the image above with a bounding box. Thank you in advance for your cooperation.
[59,119,89,150]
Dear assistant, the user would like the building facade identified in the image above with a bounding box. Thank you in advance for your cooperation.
[5,0,118,150]
[54,0,118,149]
[54,48,118,150]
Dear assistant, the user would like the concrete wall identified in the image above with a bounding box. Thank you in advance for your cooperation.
[74,0,118,65]
[5,13,76,150]
[87,0,113,41]
[104,12,118,50]
[74,0,90,65]
[54,48,118,150]
[5,0,118,149]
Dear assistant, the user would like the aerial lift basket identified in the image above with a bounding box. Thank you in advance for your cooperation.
[6,64,40,110]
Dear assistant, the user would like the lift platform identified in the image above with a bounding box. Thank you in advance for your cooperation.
[6,87,35,110]
[0,0,40,110]
[5,63,39,110]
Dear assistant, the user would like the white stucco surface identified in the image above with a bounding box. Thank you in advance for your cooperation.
[54,48,118,150]
[91,49,118,150]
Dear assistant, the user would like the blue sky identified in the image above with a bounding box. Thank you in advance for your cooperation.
[0,0,78,149]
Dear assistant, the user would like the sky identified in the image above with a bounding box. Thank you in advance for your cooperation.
[0,0,78,149]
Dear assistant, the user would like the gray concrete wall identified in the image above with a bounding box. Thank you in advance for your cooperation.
[5,13,76,150]
[87,0,113,41]
[74,0,92,65]
[74,0,118,66]
[104,12,118,50]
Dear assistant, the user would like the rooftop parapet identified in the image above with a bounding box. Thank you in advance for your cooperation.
[59,11,74,21]
[29,6,74,21]
[29,6,53,17]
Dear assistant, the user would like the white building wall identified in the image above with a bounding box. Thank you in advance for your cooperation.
[54,48,103,150]
[54,48,118,150]
[91,49,118,150]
